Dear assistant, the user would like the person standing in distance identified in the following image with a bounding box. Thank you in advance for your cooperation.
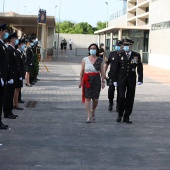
[115,39,143,123]
[68,39,72,50]
[104,40,124,111]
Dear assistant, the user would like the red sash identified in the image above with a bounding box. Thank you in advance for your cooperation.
[82,72,99,103]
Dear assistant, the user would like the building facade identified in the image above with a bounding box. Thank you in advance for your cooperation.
[95,0,170,70]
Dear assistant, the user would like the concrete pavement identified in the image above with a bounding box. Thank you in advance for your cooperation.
[0,49,170,170]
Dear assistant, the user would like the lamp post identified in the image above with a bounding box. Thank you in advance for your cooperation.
[105,2,108,28]
[3,0,5,15]
[56,0,61,59]
[54,5,58,50]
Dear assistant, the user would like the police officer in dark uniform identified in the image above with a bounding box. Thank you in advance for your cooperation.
[13,39,26,110]
[0,24,9,129]
[3,32,19,119]
[18,39,26,103]
[105,40,124,111]
[115,39,143,123]
[25,38,34,87]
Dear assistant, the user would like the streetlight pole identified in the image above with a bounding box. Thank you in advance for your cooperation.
[3,0,5,15]
[54,5,58,50]
[56,0,61,59]
[105,2,108,28]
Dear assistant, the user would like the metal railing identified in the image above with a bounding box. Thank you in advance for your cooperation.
[75,48,89,56]
[110,8,126,21]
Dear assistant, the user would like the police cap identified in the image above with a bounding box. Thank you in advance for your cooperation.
[18,38,26,44]
[8,32,18,40]
[122,38,134,45]
[116,40,123,46]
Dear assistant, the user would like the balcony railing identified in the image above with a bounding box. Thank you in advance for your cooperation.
[110,8,126,21]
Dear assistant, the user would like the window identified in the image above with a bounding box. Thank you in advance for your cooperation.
[151,21,170,30]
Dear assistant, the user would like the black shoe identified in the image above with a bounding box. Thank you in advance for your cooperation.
[116,117,122,122]
[123,117,132,124]
[13,106,24,110]
[108,103,113,111]
[11,113,18,117]
[30,82,35,85]
[18,100,25,103]
[4,114,16,119]
[0,123,8,129]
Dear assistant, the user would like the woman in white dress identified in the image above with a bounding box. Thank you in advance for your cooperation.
[79,43,105,123]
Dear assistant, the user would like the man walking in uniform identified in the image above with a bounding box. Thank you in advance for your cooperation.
[115,39,143,123]
[104,40,124,111]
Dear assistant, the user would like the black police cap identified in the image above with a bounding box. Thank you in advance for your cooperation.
[0,24,8,31]
[18,38,26,44]
[122,38,134,45]
[8,32,18,40]
[116,40,123,46]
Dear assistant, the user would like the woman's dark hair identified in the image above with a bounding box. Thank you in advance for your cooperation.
[88,43,99,56]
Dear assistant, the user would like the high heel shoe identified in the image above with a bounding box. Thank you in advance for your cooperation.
[13,106,24,110]
[25,83,32,87]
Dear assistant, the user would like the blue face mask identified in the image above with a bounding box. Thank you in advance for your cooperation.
[124,46,130,52]
[115,46,121,51]
[90,49,96,56]
[15,39,19,45]
[3,32,9,39]
[20,44,26,51]
[33,39,37,44]
[30,43,34,46]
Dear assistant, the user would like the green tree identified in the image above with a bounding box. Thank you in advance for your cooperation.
[56,21,75,33]
[74,22,94,34]
[55,21,105,34]
[96,21,106,30]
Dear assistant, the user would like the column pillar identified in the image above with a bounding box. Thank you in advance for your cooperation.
[118,29,122,40]
[110,32,113,51]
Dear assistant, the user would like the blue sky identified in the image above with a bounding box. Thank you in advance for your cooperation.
[1,0,124,27]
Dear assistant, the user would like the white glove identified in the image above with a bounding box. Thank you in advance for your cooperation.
[8,79,14,84]
[30,63,32,66]
[113,82,118,87]
[1,78,4,86]
[137,82,142,85]
[19,77,22,81]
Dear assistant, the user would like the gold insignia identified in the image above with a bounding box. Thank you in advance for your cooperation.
[121,57,123,60]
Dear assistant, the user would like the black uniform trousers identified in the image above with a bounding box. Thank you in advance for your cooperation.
[108,79,119,105]
[0,87,4,123]
[118,83,136,118]
[3,84,15,116]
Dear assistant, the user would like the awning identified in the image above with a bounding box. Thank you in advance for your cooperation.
[94,25,150,35]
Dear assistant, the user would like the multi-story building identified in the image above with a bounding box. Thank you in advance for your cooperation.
[94,0,170,70]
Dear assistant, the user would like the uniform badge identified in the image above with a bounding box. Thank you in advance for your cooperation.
[132,68,135,71]
[112,57,114,60]
[121,57,123,60]
[14,52,16,56]
[119,54,121,56]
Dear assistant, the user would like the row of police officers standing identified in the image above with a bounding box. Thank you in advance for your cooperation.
[0,23,35,129]
[105,39,143,124]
